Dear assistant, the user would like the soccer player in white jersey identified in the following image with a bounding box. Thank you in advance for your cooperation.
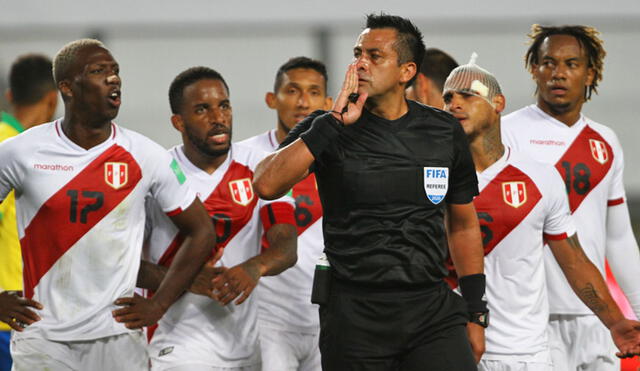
[138,66,298,371]
[501,25,640,371]
[239,56,331,371]
[0,39,217,371]
[443,55,640,371]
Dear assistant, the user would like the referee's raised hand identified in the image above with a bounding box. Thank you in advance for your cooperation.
[330,63,367,126]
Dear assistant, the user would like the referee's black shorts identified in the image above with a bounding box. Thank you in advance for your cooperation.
[319,278,477,371]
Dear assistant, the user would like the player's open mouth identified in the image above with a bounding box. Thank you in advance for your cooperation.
[108,90,121,107]
[209,133,228,144]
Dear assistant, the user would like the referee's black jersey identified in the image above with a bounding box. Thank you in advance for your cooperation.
[281,100,479,288]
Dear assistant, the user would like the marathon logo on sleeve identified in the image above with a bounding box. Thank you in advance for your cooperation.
[170,159,186,185]
[423,167,449,204]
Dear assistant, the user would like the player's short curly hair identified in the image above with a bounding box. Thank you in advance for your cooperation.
[169,66,229,114]
[525,24,606,101]
[53,39,107,85]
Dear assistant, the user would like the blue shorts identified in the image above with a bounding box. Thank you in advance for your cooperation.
[0,330,11,371]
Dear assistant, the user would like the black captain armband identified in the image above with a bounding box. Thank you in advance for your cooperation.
[299,112,343,160]
[458,273,488,314]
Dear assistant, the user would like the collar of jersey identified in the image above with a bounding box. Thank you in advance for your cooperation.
[362,105,412,128]
[529,104,586,131]
[268,129,278,151]
[0,111,24,133]
[55,120,117,152]
[174,143,233,180]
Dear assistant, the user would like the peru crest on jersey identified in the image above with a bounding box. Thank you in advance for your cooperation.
[502,181,527,208]
[589,139,609,165]
[105,162,128,190]
[229,178,254,206]
[423,167,449,204]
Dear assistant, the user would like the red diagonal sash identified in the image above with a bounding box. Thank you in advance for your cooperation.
[474,165,542,256]
[158,161,258,267]
[292,173,323,235]
[20,144,142,298]
[555,125,613,213]
[445,165,542,288]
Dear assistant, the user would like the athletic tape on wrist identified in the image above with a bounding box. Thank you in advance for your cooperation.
[458,273,488,313]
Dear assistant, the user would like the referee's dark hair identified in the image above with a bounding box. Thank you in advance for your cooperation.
[274,56,328,92]
[365,13,426,86]
[169,66,229,114]
[415,48,459,93]
[525,24,605,101]
[9,54,55,106]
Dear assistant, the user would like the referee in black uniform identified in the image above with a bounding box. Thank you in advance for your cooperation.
[254,14,487,371]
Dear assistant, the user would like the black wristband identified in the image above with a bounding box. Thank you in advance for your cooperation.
[300,113,343,160]
[458,273,488,313]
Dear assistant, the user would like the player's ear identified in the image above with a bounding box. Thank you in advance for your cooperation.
[323,96,333,110]
[58,80,73,100]
[265,92,277,109]
[171,114,184,133]
[493,94,506,114]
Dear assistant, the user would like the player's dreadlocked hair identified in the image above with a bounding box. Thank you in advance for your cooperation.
[525,24,605,101]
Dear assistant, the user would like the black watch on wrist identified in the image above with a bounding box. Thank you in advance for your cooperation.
[469,311,489,328]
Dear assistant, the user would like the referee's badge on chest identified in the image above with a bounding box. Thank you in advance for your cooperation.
[423,167,449,204]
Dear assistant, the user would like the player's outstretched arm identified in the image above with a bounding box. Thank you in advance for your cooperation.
[113,199,217,329]
[253,140,314,200]
[605,203,640,319]
[549,234,640,358]
[0,291,43,332]
[212,222,297,306]
[137,253,224,297]
[446,202,486,363]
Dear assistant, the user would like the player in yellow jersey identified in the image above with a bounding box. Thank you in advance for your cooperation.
[0,53,57,371]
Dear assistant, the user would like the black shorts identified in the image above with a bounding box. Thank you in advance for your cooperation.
[319,279,476,371]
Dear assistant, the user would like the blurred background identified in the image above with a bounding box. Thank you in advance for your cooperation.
[2,0,640,231]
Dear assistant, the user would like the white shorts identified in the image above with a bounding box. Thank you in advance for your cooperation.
[479,350,552,371]
[259,325,320,371]
[162,365,260,371]
[10,331,147,371]
[548,314,619,371]
[149,340,261,371]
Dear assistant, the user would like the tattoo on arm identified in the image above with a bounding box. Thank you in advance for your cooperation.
[253,224,297,276]
[565,235,592,264]
[577,283,609,314]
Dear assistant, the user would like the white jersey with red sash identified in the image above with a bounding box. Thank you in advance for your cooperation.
[472,148,575,357]
[0,120,195,341]
[502,105,625,315]
[144,143,294,368]
[239,130,324,333]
